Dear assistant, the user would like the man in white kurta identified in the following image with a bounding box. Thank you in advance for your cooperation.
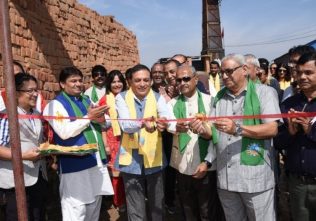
[44,67,113,221]
[169,64,224,220]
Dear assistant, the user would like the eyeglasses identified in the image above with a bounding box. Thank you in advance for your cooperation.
[17,89,38,94]
[220,66,242,76]
[176,75,195,84]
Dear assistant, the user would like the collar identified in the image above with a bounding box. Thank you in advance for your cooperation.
[134,94,147,103]
[18,106,34,115]
[227,85,247,99]
[93,84,105,90]
[184,90,198,102]
[67,94,82,101]
[209,73,219,78]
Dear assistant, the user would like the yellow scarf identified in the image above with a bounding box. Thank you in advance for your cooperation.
[209,74,220,92]
[107,93,121,136]
[119,89,163,168]
[279,79,291,90]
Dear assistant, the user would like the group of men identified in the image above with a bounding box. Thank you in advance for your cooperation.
[127,48,316,221]
[149,53,281,221]
[0,46,316,221]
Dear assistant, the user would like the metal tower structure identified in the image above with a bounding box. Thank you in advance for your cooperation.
[201,0,224,72]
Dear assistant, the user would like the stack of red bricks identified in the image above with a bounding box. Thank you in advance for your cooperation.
[0,0,140,100]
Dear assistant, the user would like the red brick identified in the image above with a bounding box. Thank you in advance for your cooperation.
[1,0,139,97]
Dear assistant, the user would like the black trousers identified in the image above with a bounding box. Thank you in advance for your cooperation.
[0,173,48,221]
[162,131,176,207]
[177,170,225,221]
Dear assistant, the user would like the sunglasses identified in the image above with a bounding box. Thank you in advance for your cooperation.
[93,72,106,77]
[279,69,287,73]
[176,75,195,84]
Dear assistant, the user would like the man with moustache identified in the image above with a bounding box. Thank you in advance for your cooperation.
[210,54,281,221]
[115,64,176,221]
[169,64,222,220]
[282,45,315,102]
[85,65,107,104]
[164,59,180,99]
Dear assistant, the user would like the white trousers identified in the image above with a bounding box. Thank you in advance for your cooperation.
[61,195,102,221]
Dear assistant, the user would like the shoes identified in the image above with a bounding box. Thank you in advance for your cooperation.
[165,204,176,215]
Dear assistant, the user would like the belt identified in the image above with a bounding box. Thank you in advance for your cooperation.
[290,173,316,184]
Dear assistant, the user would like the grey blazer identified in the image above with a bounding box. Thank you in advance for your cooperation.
[0,108,47,189]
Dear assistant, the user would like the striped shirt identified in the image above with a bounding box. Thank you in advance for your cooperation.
[0,117,9,146]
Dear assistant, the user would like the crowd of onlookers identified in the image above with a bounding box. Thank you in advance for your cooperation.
[0,44,316,221]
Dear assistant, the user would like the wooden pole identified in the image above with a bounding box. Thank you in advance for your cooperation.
[0,1,28,220]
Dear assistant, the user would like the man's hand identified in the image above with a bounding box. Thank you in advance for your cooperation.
[176,121,190,133]
[192,162,208,179]
[87,104,109,122]
[190,118,212,139]
[295,117,312,134]
[142,117,156,133]
[156,117,168,132]
[288,109,311,135]
[159,87,171,102]
[213,118,236,135]
[166,85,179,98]
[22,147,41,161]
[292,114,311,135]
[287,108,299,135]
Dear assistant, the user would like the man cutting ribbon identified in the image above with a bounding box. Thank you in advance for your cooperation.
[193,54,282,221]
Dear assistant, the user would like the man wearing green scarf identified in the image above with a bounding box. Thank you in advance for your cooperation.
[43,67,113,220]
[200,54,281,221]
[169,64,224,220]
[84,65,107,103]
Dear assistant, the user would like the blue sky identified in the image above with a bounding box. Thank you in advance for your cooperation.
[78,0,316,67]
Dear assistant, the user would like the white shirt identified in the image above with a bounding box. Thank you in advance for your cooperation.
[169,91,216,175]
[43,99,114,205]
[84,85,106,104]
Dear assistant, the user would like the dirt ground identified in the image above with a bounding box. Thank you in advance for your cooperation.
[0,166,290,221]
[0,170,181,221]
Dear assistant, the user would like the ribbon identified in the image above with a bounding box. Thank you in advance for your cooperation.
[0,112,315,122]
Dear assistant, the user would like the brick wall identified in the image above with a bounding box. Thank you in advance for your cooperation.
[0,0,140,100]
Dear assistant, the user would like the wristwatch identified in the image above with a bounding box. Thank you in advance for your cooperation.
[204,160,212,169]
[234,123,243,136]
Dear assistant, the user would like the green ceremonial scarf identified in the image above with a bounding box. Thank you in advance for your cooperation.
[91,85,99,103]
[173,90,209,162]
[61,91,107,163]
[212,80,265,166]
